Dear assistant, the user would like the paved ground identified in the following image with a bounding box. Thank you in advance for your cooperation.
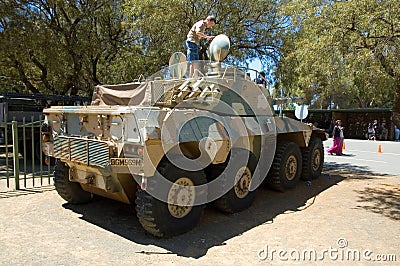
[0,139,399,265]
[324,139,400,176]
[0,169,399,264]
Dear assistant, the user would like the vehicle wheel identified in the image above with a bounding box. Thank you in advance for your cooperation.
[213,149,257,213]
[268,142,302,191]
[205,162,226,182]
[135,159,207,238]
[301,136,324,180]
[53,160,92,204]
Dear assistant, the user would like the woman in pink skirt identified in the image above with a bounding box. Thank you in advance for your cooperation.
[327,120,344,155]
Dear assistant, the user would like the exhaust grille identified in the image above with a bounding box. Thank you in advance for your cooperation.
[54,136,110,168]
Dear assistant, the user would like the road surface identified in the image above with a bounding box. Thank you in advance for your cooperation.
[324,139,400,176]
[0,139,399,265]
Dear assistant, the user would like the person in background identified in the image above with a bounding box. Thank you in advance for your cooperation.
[372,119,380,140]
[186,15,216,77]
[367,123,374,140]
[328,120,335,137]
[394,125,400,142]
[381,122,388,140]
[327,120,344,156]
[255,71,267,88]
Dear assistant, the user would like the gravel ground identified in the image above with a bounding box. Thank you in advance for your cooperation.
[0,166,399,265]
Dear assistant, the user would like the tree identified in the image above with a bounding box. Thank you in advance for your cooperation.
[0,0,290,95]
[278,0,400,127]
[122,0,287,75]
[0,0,128,95]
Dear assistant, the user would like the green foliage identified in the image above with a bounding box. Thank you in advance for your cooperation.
[279,0,400,112]
[122,0,286,73]
[3,0,399,127]
[0,0,128,95]
[0,0,287,95]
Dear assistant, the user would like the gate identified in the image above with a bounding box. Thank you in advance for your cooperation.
[0,115,53,192]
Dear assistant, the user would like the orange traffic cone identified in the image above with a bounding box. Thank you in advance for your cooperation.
[377,144,382,153]
[342,142,346,150]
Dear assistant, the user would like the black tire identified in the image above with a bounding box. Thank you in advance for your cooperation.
[135,160,207,238]
[213,149,257,213]
[53,160,92,204]
[205,162,226,182]
[301,136,324,180]
[268,142,302,191]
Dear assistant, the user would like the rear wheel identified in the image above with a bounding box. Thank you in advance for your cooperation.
[213,149,257,213]
[53,160,92,204]
[135,159,207,238]
[267,142,302,191]
[301,136,324,180]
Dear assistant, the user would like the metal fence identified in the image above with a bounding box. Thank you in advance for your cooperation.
[0,114,53,192]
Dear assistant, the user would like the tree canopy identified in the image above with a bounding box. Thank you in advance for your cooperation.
[1,0,400,126]
[119,0,286,79]
[0,0,127,95]
[0,0,285,95]
[278,0,400,125]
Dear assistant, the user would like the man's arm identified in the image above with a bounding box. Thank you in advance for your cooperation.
[196,31,215,40]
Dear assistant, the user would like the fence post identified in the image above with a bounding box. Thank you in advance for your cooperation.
[12,121,20,190]
[5,113,10,187]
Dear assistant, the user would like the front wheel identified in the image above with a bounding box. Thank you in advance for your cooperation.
[53,160,92,204]
[135,159,207,238]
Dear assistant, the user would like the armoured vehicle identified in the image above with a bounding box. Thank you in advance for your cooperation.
[42,35,327,237]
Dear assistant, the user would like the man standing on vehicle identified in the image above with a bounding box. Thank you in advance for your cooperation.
[186,16,217,77]
[255,71,267,88]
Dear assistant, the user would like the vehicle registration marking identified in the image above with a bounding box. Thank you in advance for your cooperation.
[110,158,143,166]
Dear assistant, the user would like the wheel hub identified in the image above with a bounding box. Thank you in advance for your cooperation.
[167,177,195,218]
[285,155,298,180]
[312,149,321,171]
[234,166,252,199]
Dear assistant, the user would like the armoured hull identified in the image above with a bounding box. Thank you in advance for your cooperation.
[42,35,327,237]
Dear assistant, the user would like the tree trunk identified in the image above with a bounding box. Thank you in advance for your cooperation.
[392,77,400,128]
[91,55,101,85]
[29,50,55,93]
[12,58,39,94]
[356,96,365,108]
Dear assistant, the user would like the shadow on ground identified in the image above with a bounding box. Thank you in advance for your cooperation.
[355,185,400,221]
[63,170,347,259]
[0,185,54,198]
[325,162,400,221]
[2,161,397,258]
[0,156,53,194]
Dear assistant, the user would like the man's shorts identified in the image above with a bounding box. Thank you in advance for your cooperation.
[186,40,199,62]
